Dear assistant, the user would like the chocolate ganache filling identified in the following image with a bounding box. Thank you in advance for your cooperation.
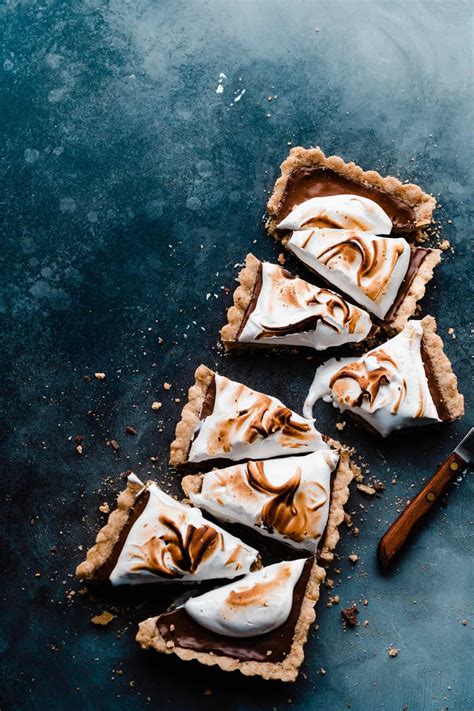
[157,557,313,662]
[275,167,417,230]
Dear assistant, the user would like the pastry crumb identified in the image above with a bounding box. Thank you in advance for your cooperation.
[163,382,172,390]
[151,401,162,410]
[388,647,399,657]
[348,554,359,564]
[335,421,346,431]
[439,239,450,251]
[357,483,377,496]
[91,611,115,626]
[94,372,106,381]
[99,502,110,514]
[277,252,286,265]
[341,604,358,627]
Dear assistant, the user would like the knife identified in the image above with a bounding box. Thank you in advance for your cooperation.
[378,427,474,570]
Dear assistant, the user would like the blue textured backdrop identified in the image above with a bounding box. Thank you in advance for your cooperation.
[1,1,473,710]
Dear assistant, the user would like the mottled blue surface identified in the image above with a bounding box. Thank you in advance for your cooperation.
[1,1,473,710]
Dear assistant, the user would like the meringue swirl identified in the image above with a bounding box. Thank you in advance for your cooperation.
[287,228,411,319]
[277,194,393,234]
[109,478,259,584]
[189,451,339,551]
[189,373,328,463]
[303,320,440,436]
[239,261,372,349]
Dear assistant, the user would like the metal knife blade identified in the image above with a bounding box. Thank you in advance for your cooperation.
[454,427,474,465]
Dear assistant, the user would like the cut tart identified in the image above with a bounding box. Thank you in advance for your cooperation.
[220,253,373,351]
[136,558,325,682]
[76,474,260,586]
[170,365,328,468]
[278,226,441,331]
[303,317,464,437]
[266,146,436,234]
[182,448,356,559]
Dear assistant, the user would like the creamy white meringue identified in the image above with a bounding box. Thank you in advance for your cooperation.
[286,228,411,320]
[189,451,339,552]
[184,559,307,637]
[277,194,392,234]
[238,261,372,350]
[189,373,329,463]
[303,320,440,436]
[109,476,259,585]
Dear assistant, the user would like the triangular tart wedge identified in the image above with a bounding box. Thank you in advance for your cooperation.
[170,365,329,469]
[266,146,436,234]
[279,228,441,331]
[220,253,373,351]
[182,448,357,560]
[75,474,260,586]
[303,316,464,437]
[136,558,326,682]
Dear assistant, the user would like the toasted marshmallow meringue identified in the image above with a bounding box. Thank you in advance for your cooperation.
[277,194,392,234]
[303,320,440,436]
[109,475,259,585]
[188,451,339,552]
[239,261,372,349]
[286,229,411,320]
[184,559,307,637]
[189,373,328,463]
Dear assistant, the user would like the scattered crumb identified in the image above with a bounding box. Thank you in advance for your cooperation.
[341,604,358,627]
[107,439,120,451]
[344,512,353,528]
[125,426,137,436]
[319,667,326,675]
[363,620,369,627]
[362,598,368,606]
[462,619,468,626]
[348,554,359,564]
[94,372,106,381]
[352,527,360,538]
[357,484,377,496]
[99,502,110,514]
[277,252,286,265]
[75,445,83,455]
[335,421,346,431]
[388,647,399,657]
[91,611,115,626]
[439,239,450,251]
[163,382,172,390]
[151,401,162,411]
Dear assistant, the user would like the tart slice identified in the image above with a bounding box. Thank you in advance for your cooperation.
[220,253,373,351]
[136,558,325,682]
[303,317,464,437]
[182,448,356,559]
[282,228,441,330]
[170,365,329,468]
[266,146,436,234]
[75,474,260,586]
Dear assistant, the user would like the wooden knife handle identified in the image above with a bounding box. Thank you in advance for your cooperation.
[377,451,466,570]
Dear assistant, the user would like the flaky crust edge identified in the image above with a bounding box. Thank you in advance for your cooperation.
[135,558,326,682]
[220,254,261,349]
[170,365,215,466]
[75,477,147,580]
[421,316,464,421]
[388,249,442,332]
[181,440,356,564]
[266,146,436,235]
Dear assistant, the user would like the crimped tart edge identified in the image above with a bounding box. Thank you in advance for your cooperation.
[170,365,214,466]
[421,316,464,421]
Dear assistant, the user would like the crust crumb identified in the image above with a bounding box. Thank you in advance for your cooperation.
[388,647,399,657]
[94,372,106,381]
[91,611,115,626]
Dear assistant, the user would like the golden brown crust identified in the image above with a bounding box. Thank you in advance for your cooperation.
[220,254,261,349]
[75,477,146,580]
[421,316,464,421]
[388,250,442,332]
[135,559,326,682]
[266,146,436,235]
[170,365,214,466]
[319,440,358,562]
[181,439,355,563]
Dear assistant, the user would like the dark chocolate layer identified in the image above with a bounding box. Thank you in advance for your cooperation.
[157,557,313,662]
[274,167,416,230]
[94,489,150,581]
